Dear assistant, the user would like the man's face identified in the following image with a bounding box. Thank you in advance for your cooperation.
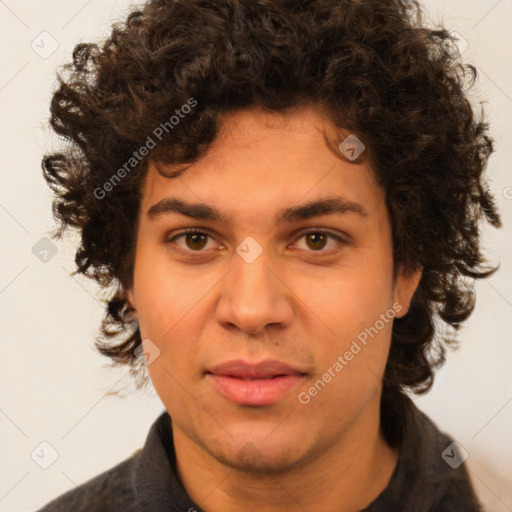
[128,106,420,473]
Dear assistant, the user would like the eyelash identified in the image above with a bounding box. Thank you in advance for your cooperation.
[165,228,348,255]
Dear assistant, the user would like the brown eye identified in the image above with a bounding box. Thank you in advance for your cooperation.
[294,231,346,253]
[184,232,209,251]
[167,230,214,252]
[305,232,329,251]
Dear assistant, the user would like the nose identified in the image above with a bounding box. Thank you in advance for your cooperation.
[215,246,294,335]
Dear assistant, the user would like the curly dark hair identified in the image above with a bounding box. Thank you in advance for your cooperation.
[42,0,501,444]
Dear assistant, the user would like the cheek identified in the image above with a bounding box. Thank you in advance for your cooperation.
[292,252,396,405]
[131,265,200,403]
[140,318,203,415]
[297,319,394,425]
[132,243,213,338]
[295,250,395,338]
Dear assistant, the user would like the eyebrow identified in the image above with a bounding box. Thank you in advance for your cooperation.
[146,195,368,225]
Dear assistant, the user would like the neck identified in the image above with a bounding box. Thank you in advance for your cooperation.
[172,402,398,512]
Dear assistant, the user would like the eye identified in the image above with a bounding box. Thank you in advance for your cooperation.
[166,229,347,254]
[291,230,347,252]
[166,229,217,252]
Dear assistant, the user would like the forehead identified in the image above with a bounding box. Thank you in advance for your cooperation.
[138,106,382,222]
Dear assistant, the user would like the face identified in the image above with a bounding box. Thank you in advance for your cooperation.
[127,105,421,474]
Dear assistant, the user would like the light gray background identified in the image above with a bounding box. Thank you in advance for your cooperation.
[0,0,511,510]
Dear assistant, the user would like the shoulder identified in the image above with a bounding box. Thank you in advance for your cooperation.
[367,397,484,512]
[37,448,142,512]
[36,410,178,511]
[405,403,484,511]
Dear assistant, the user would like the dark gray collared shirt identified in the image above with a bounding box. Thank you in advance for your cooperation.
[38,398,483,511]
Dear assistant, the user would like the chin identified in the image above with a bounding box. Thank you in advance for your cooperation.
[201,432,315,476]
[214,445,306,475]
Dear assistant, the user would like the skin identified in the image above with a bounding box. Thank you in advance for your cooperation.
[127,105,422,512]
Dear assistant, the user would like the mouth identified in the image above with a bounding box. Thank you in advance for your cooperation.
[205,359,307,406]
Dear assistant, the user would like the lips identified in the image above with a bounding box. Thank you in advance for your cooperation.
[206,359,307,406]
[207,359,304,378]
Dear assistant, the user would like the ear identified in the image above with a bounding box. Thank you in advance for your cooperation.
[394,265,422,318]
